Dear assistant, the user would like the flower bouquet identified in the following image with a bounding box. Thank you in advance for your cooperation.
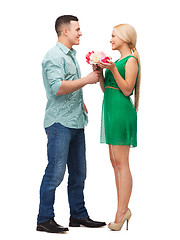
[86,51,112,70]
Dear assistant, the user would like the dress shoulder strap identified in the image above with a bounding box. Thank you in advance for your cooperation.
[126,55,139,67]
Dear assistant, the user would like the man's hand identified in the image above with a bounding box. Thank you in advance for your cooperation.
[86,71,100,84]
[84,104,88,114]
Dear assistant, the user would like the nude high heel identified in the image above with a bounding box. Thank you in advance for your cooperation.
[108,209,131,231]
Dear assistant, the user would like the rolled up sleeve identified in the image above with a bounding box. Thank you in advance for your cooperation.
[45,58,65,96]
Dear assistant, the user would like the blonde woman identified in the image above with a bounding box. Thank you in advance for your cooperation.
[97,24,141,231]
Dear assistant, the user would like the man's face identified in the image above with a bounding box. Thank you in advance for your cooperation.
[66,21,82,46]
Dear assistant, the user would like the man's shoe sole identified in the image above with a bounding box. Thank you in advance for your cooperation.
[69,217,106,228]
[36,225,68,233]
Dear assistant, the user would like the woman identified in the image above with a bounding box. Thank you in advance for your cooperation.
[97,24,141,231]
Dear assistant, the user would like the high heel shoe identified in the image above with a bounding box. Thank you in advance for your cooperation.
[108,209,131,231]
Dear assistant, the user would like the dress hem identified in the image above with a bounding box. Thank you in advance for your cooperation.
[100,141,137,148]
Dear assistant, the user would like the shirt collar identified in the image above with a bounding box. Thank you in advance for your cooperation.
[56,42,76,56]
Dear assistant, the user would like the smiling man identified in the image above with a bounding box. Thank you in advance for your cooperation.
[36,15,106,233]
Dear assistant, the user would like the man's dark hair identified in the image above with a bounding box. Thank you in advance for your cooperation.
[55,15,78,36]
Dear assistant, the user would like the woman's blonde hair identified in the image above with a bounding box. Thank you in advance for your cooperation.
[113,24,141,111]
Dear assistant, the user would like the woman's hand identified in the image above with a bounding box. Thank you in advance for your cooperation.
[97,61,116,72]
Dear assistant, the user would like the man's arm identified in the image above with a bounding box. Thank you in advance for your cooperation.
[45,58,100,96]
[56,71,100,95]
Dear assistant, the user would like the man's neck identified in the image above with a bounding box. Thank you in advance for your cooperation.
[58,38,72,50]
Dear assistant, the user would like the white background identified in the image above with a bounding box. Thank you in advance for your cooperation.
[1,0,180,239]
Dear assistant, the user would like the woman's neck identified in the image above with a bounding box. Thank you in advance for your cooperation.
[118,45,132,60]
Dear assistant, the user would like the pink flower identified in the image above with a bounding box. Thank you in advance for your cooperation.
[101,56,111,63]
[86,51,94,64]
[85,51,112,65]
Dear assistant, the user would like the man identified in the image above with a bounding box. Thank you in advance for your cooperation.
[37,15,106,233]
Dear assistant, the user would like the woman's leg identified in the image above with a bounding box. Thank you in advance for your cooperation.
[109,145,132,223]
[109,145,120,212]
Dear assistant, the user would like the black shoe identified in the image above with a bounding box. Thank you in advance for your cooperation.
[69,216,106,228]
[36,218,69,233]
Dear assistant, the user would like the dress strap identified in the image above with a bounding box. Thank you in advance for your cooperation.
[126,55,139,68]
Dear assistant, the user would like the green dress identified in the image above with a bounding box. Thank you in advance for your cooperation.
[100,55,139,147]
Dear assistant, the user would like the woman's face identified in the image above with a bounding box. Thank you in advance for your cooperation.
[110,30,124,50]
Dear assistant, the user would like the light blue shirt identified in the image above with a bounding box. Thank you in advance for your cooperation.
[42,42,88,129]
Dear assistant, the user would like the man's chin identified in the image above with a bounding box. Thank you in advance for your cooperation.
[75,39,80,45]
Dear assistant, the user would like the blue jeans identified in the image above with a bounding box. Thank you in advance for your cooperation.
[37,123,89,224]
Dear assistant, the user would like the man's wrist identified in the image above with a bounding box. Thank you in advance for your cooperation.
[82,76,89,85]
